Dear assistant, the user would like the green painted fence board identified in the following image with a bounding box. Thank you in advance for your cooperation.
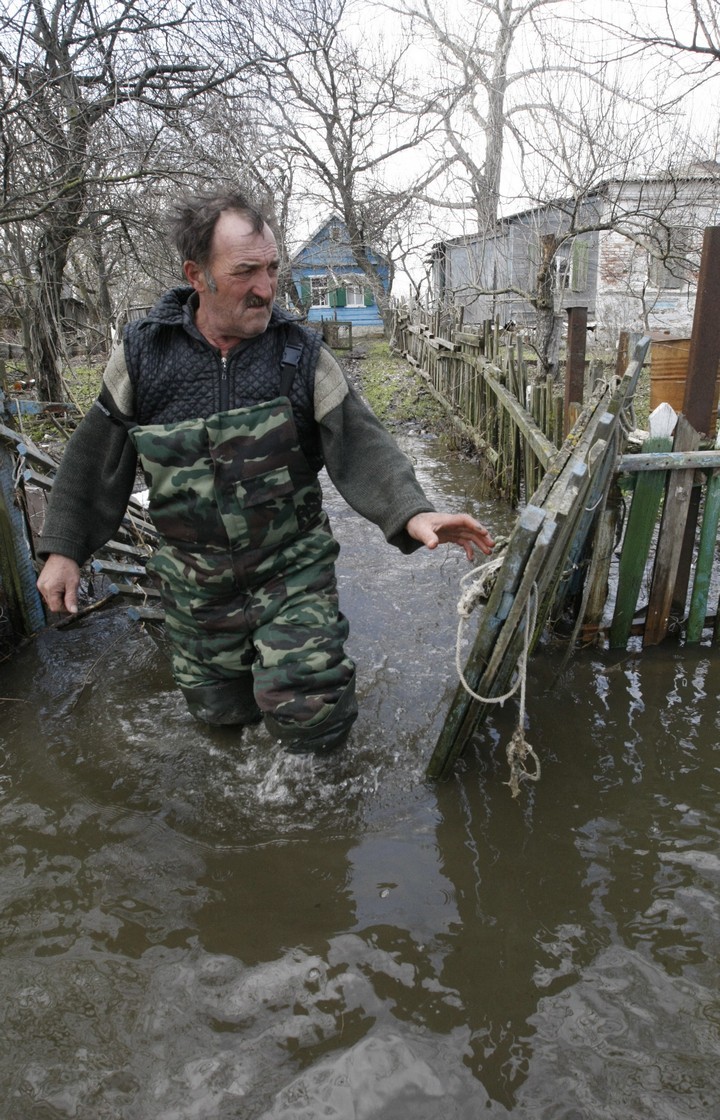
[686,470,720,643]
[609,435,673,648]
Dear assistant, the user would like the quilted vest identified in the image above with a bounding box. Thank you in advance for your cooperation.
[122,287,325,473]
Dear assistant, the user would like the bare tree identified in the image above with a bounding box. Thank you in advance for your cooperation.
[382,0,595,235]
[242,0,440,326]
[608,0,720,68]
[0,0,257,400]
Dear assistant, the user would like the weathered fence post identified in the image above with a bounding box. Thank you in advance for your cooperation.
[673,227,720,616]
[683,227,720,435]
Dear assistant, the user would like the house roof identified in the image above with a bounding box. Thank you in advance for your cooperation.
[290,212,345,262]
[289,212,390,270]
[434,162,720,250]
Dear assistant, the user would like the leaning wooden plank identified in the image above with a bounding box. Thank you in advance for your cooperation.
[604,336,651,420]
[548,417,620,621]
[548,450,612,621]
[643,415,701,647]
[483,366,557,469]
[118,510,160,543]
[548,412,618,604]
[21,460,159,547]
[529,392,611,508]
[0,442,47,635]
[459,504,548,673]
[686,469,720,642]
[429,515,557,780]
[608,435,673,649]
[584,481,623,627]
[533,459,589,590]
[426,505,547,779]
[478,514,559,686]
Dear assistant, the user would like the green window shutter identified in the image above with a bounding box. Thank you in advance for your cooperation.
[300,278,311,304]
[571,240,589,292]
[330,287,347,307]
[364,287,374,306]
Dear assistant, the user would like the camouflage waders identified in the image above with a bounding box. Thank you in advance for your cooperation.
[130,398,357,751]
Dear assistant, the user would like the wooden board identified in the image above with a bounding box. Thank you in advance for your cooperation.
[428,336,651,778]
[608,435,673,649]
[686,469,720,643]
[643,415,700,646]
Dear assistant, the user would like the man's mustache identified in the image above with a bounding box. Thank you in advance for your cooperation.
[246,295,271,308]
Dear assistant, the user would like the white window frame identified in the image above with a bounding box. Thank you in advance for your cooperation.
[346,283,365,307]
[310,276,330,307]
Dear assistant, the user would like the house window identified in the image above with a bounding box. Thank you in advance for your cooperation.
[346,284,365,307]
[648,256,684,290]
[648,225,694,290]
[329,224,343,242]
[310,276,330,307]
[554,256,570,289]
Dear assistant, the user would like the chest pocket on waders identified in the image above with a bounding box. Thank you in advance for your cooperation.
[131,400,320,550]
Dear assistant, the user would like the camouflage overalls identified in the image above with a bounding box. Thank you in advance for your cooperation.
[124,293,357,751]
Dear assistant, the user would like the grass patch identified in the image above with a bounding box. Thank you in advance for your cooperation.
[350,339,451,432]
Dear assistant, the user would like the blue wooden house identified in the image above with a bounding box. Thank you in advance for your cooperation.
[289,215,390,329]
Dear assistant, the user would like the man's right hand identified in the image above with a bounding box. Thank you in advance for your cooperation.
[37,554,81,614]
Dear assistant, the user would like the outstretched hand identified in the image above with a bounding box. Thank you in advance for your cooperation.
[405,512,495,562]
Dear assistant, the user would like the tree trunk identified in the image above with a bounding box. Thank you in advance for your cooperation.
[535,234,563,380]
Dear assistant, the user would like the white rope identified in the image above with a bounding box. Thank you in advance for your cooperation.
[455,576,541,797]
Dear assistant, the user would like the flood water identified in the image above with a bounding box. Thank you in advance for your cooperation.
[1,434,719,1119]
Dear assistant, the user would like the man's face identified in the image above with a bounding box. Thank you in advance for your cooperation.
[184,211,280,341]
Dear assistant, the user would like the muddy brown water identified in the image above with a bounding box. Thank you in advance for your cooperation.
[1,434,719,1119]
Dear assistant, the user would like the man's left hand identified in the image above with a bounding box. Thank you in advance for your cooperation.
[406,512,495,561]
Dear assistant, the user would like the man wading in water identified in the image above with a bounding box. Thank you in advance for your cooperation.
[37,191,494,752]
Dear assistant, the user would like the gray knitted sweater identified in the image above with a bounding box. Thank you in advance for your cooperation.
[39,301,434,563]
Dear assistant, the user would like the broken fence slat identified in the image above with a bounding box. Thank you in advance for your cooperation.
[426,505,547,779]
[91,558,148,578]
[22,467,53,491]
[686,469,720,643]
[643,416,701,647]
[608,435,673,649]
[479,513,558,687]
[103,539,153,561]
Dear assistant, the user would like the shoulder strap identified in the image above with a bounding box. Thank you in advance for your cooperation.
[279,324,305,397]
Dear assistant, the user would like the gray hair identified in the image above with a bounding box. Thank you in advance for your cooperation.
[171,191,267,267]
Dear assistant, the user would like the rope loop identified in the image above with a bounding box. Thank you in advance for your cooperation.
[454,577,541,798]
[504,728,542,799]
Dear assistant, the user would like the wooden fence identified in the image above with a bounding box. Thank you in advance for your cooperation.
[394,310,563,504]
[392,307,720,650]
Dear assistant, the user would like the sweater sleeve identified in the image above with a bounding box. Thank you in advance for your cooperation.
[314,347,435,553]
[38,350,138,563]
